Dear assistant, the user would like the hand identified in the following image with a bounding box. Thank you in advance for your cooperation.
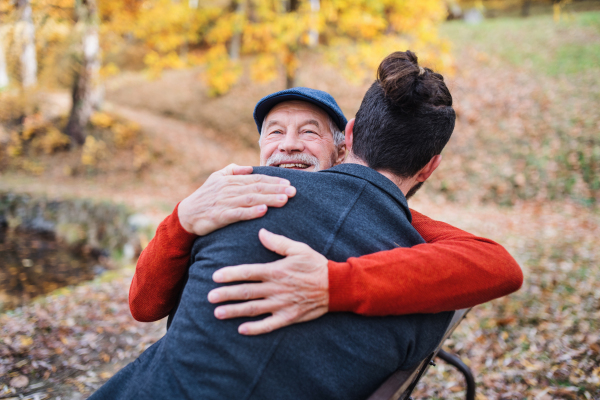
[178,164,296,236]
[208,229,329,335]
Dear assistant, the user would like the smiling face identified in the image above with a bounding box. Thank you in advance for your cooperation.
[259,101,345,172]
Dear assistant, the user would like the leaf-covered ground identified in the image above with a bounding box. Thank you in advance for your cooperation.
[1,199,598,399]
[0,269,165,399]
[410,199,600,399]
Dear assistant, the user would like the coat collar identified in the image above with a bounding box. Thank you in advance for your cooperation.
[319,163,412,222]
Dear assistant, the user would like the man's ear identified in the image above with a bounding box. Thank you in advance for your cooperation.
[334,142,347,165]
[344,118,355,153]
[416,154,442,183]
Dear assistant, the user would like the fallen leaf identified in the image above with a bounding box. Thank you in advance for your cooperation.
[9,374,29,388]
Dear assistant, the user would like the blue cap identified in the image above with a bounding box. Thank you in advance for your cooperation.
[253,87,348,134]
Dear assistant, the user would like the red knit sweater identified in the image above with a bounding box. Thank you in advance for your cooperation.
[129,205,523,322]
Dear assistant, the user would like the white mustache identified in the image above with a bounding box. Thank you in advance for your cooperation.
[265,153,321,171]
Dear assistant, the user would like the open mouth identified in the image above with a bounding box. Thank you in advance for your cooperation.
[275,163,311,169]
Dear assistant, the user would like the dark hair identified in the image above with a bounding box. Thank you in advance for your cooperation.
[352,50,456,178]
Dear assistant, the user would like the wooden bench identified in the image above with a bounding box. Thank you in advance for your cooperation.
[367,308,475,400]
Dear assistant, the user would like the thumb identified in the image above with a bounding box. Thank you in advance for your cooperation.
[258,228,306,257]
[232,165,253,175]
[216,163,252,177]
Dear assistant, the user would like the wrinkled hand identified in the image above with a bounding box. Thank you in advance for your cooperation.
[178,164,296,236]
[208,229,329,335]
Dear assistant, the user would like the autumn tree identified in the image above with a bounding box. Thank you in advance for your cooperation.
[65,0,101,144]
[2,0,454,115]
[16,0,37,87]
[95,1,451,95]
[228,0,245,60]
[0,36,8,89]
[199,0,452,94]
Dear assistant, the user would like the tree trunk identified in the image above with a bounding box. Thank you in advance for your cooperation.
[284,0,299,88]
[229,0,245,60]
[521,0,532,17]
[16,0,37,88]
[285,50,297,89]
[0,38,9,89]
[66,0,101,145]
[285,71,295,89]
[308,0,319,47]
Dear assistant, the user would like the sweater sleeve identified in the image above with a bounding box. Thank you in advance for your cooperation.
[129,203,197,322]
[328,209,523,315]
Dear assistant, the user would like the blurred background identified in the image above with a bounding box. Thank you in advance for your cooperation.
[0,0,599,398]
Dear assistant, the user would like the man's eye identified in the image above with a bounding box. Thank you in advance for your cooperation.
[269,130,283,135]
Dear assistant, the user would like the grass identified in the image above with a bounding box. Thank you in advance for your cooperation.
[440,11,600,76]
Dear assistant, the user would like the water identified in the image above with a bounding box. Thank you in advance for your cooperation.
[0,227,107,311]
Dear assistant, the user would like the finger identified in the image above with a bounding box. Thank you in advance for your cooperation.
[224,193,290,209]
[208,282,276,303]
[224,174,290,186]
[213,263,270,283]
[238,314,289,336]
[218,205,269,226]
[213,299,280,320]
[258,229,309,257]
[231,165,253,175]
[214,163,240,177]
[227,183,296,197]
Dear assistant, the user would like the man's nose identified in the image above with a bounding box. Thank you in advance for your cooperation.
[278,132,304,153]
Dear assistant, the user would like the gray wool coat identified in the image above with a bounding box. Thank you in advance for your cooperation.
[90,163,452,400]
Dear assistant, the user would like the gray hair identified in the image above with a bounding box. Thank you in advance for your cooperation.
[259,116,345,147]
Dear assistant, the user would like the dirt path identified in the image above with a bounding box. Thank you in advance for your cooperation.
[1,95,260,217]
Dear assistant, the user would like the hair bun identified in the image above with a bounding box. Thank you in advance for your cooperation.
[377,50,452,109]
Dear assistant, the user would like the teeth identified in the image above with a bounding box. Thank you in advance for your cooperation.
[278,163,308,168]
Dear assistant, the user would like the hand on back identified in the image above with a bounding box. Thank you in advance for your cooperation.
[177,164,296,236]
[208,229,329,335]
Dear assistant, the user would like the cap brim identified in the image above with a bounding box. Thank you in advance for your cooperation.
[254,93,345,134]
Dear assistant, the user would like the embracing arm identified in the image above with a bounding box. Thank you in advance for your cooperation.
[132,204,523,324]
[128,164,295,322]
[210,209,523,334]
[328,209,523,315]
[129,204,196,322]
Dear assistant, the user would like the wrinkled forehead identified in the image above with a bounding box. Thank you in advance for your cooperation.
[264,100,331,128]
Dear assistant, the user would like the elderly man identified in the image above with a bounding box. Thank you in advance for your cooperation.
[129,92,521,337]
[92,51,521,399]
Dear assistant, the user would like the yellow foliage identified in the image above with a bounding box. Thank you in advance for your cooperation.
[17,0,451,96]
[81,136,107,166]
[90,112,114,128]
[113,122,140,149]
[100,0,452,93]
[19,159,44,175]
[133,142,152,171]
[201,45,242,96]
[0,93,40,123]
[20,114,46,140]
[100,62,120,78]
[7,131,23,158]
[145,51,187,79]
[250,54,279,83]
[32,127,70,154]
[553,0,572,22]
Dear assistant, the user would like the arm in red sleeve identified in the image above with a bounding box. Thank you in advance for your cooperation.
[129,203,197,322]
[328,209,523,315]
